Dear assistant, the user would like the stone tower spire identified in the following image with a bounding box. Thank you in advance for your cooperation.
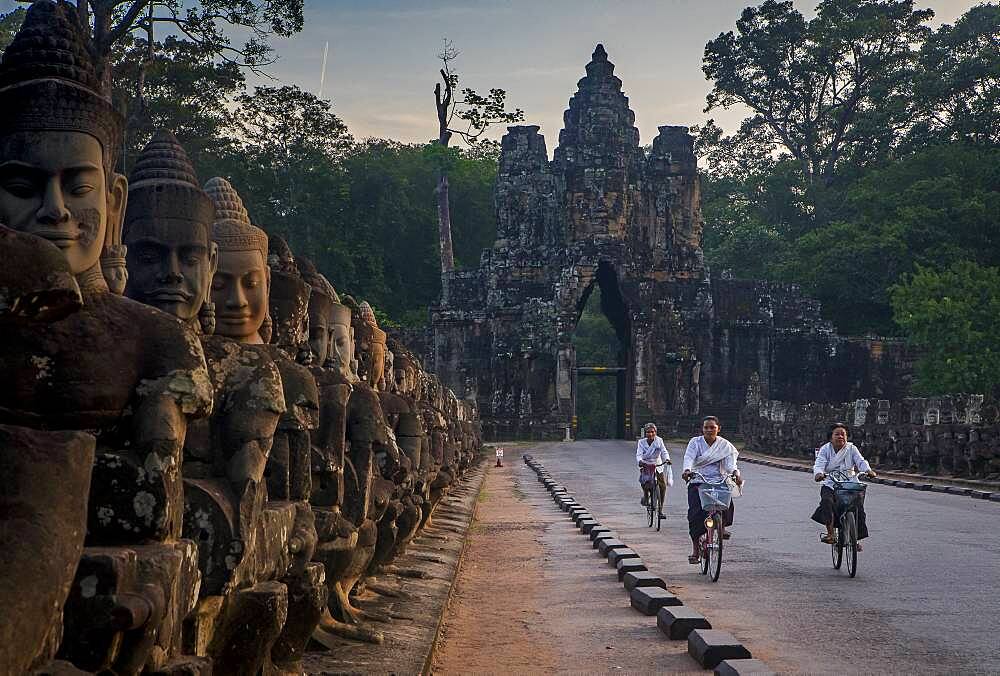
[553,44,642,241]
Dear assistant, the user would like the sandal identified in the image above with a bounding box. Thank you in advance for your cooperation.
[820,533,835,545]
[856,542,863,552]
[688,555,700,564]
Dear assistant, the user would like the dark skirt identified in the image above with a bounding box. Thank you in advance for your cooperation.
[811,485,869,539]
[687,482,735,540]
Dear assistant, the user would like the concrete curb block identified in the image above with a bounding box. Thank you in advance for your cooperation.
[589,527,613,541]
[597,538,629,556]
[741,454,1000,502]
[687,629,752,669]
[657,606,711,639]
[522,456,772,675]
[629,587,682,616]
[616,559,648,581]
[607,548,640,566]
[623,571,667,592]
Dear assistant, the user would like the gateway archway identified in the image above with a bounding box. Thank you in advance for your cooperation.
[570,262,631,439]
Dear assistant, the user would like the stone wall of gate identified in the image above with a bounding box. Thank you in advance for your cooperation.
[430,45,914,441]
[741,393,1000,479]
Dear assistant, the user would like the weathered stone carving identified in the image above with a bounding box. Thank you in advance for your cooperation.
[0,4,213,672]
[742,394,1000,479]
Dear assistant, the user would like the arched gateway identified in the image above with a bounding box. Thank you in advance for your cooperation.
[429,45,907,440]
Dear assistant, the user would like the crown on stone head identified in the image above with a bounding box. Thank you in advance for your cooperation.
[0,0,123,171]
[204,177,268,259]
[125,131,214,233]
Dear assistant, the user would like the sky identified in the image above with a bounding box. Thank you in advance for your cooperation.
[1,0,983,148]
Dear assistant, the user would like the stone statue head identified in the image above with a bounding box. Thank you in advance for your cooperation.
[0,0,127,292]
[388,338,420,397]
[123,131,217,328]
[296,255,338,366]
[352,300,387,388]
[204,177,270,344]
[265,234,312,356]
[331,292,358,383]
[382,348,394,392]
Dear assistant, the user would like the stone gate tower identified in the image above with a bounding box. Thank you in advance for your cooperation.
[430,45,906,440]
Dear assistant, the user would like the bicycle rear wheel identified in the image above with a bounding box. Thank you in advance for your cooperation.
[845,512,858,578]
[832,525,843,569]
[710,515,723,582]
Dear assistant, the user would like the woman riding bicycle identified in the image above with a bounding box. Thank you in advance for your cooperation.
[682,416,742,564]
[636,422,671,519]
[812,422,877,549]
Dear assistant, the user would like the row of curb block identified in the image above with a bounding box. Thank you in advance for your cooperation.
[741,455,1000,502]
[523,454,771,674]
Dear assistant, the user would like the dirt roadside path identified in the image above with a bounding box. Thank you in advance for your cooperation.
[431,461,700,675]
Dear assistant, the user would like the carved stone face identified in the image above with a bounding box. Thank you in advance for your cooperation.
[126,220,217,322]
[0,131,126,277]
[211,249,268,343]
[308,303,332,365]
[329,320,354,380]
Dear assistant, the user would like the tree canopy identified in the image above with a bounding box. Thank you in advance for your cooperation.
[701,0,1000,394]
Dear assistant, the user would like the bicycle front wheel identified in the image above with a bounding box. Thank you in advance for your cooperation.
[656,489,663,532]
[710,515,723,582]
[700,530,710,575]
[845,512,858,578]
[832,525,843,570]
[646,486,655,527]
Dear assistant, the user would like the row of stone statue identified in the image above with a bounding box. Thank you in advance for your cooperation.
[0,3,481,674]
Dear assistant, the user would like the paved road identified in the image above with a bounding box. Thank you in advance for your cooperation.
[526,440,1000,675]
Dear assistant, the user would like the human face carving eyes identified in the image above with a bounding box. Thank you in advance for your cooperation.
[212,249,269,343]
[0,131,113,276]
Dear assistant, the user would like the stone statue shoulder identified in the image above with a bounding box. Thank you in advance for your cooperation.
[0,290,212,430]
[261,345,320,433]
[200,334,286,417]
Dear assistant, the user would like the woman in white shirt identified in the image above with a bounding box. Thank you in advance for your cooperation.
[681,416,742,564]
[811,422,878,549]
[636,422,671,519]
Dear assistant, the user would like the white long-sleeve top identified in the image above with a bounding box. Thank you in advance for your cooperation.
[683,435,739,483]
[813,442,872,488]
[636,435,670,474]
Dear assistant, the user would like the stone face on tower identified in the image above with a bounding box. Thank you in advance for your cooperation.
[429,45,909,440]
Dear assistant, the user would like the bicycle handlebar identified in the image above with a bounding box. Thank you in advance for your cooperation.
[684,469,737,484]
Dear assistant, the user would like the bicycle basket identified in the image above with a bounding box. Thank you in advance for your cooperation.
[834,483,866,510]
[698,484,733,510]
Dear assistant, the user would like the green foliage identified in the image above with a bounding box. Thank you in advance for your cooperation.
[702,0,1000,382]
[573,287,622,439]
[0,7,25,52]
[891,262,1000,395]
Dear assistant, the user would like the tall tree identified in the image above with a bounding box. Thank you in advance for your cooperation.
[230,84,353,255]
[702,0,933,218]
[891,261,1000,395]
[0,7,26,51]
[433,39,523,274]
[27,0,303,96]
[912,3,1000,147]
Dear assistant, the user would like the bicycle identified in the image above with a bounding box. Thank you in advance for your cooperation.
[639,460,669,531]
[688,470,736,582]
[822,469,869,578]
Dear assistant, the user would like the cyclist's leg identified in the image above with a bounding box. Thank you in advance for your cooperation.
[687,483,704,561]
[812,486,836,542]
